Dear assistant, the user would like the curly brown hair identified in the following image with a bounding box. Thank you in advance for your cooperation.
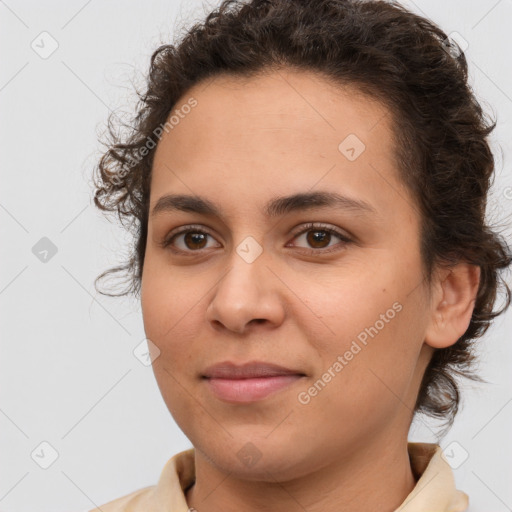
[92,0,512,437]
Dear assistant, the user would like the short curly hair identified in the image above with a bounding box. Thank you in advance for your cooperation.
[92,0,512,436]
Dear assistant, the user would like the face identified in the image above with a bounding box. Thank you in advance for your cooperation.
[141,68,436,481]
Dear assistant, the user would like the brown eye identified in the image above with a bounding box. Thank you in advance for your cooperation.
[161,226,221,253]
[289,223,352,254]
[305,229,332,249]
[183,232,208,250]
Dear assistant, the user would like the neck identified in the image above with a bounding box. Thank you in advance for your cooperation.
[185,435,417,512]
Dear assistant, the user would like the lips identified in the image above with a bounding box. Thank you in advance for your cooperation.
[202,361,307,403]
[202,361,306,379]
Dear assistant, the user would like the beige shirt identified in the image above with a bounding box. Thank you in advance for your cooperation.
[91,442,469,512]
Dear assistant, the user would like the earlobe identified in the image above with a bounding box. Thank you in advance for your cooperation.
[424,263,481,349]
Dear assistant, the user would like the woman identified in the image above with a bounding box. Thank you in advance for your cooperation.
[91,0,512,510]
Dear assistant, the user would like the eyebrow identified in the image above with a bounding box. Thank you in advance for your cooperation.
[150,191,377,219]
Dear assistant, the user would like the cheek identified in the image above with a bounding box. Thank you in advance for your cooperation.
[297,337,417,447]
[291,262,402,352]
[292,269,425,421]
[141,270,200,425]
[141,254,201,346]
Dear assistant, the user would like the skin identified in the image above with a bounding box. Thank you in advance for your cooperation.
[141,67,480,512]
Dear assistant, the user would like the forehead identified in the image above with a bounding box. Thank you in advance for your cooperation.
[169,68,394,147]
[150,67,413,224]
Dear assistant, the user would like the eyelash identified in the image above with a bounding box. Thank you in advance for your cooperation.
[159,222,353,256]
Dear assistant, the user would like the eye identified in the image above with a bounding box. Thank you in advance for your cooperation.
[287,222,352,254]
[160,225,221,253]
[159,222,352,255]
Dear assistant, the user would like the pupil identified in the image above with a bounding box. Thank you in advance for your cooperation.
[185,232,207,249]
[307,230,330,248]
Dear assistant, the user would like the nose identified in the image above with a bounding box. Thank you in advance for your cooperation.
[205,252,286,335]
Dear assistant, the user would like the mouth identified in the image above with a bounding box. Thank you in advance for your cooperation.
[201,361,307,403]
[204,375,305,403]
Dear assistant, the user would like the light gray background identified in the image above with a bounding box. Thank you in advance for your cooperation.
[1,1,511,511]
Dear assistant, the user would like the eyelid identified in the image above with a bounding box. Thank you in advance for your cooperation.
[165,223,214,239]
[288,222,352,241]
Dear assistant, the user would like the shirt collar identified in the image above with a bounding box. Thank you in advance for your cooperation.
[146,442,468,512]
[396,442,468,512]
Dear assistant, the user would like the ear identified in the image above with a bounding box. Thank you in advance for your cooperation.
[424,263,481,349]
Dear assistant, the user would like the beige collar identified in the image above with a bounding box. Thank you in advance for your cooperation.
[96,442,469,512]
